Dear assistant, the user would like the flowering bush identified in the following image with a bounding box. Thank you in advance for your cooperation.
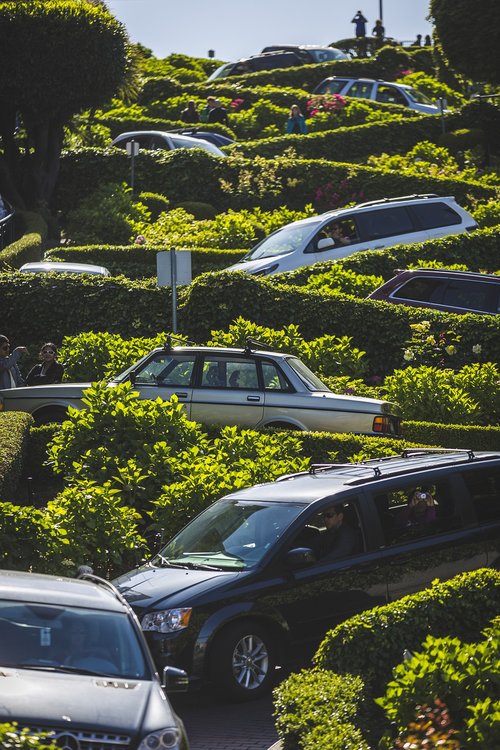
[306,94,347,116]
[313,179,365,212]
[402,320,461,368]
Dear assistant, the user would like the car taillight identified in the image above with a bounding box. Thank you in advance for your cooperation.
[373,415,401,435]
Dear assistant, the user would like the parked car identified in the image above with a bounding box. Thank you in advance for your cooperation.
[114,448,500,699]
[226,195,478,276]
[19,261,111,276]
[0,569,189,748]
[207,51,303,81]
[111,131,226,157]
[368,268,500,315]
[261,44,350,62]
[312,76,446,115]
[0,340,401,434]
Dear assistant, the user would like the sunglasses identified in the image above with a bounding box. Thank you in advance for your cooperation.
[42,349,55,355]
[322,511,338,519]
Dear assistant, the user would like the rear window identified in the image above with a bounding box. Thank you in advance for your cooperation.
[316,78,349,95]
[410,202,462,229]
[392,277,446,303]
[461,467,500,522]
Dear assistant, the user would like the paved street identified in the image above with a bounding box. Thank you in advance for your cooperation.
[172,689,279,750]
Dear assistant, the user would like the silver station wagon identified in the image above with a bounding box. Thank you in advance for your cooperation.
[0,341,401,435]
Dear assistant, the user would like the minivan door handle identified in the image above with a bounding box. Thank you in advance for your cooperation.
[373,244,386,250]
[174,392,189,399]
[247,395,261,402]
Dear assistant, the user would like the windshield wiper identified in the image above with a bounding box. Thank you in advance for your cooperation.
[14,662,113,677]
[151,555,190,569]
[180,561,223,571]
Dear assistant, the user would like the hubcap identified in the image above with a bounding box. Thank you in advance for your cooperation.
[232,634,269,690]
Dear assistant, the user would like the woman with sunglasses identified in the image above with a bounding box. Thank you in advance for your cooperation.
[25,342,64,386]
[0,335,27,389]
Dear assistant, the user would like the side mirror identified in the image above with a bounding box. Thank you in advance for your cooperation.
[129,370,137,385]
[317,237,335,252]
[162,665,189,693]
[285,547,316,570]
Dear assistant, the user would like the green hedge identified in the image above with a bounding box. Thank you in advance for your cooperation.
[179,272,500,375]
[45,244,244,279]
[0,412,32,501]
[0,211,47,270]
[402,420,500,450]
[54,147,494,216]
[0,272,172,344]
[276,569,500,749]
[96,114,236,141]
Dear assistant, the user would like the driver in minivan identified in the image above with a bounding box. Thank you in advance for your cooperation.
[314,504,360,561]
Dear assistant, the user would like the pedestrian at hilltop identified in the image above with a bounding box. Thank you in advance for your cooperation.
[412,34,422,46]
[351,10,368,37]
[0,334,27,389]
[25,342,64,386]
[372,19,385,39]
[424,34,432,46]
[286,104,307,135]
[207,99,229,125]
[180,100,199,124]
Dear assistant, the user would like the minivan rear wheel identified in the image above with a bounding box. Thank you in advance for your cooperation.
[209,621,277,700]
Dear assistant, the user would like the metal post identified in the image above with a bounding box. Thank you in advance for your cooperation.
[438,98,446,135]
[379,0,383,21]
[170,246,177,334]
[130,139,136,192]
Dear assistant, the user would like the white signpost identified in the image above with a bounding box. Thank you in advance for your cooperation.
[125,139,140,191]
[156,248,192,333]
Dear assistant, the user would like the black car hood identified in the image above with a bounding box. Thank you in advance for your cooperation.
[114,564,238,610]
[0,668,173,732]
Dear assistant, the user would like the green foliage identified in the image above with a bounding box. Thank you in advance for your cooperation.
[0,501,65,573]
[398,72,466,107]
[138,191,170,219]
[65,182,151,244]
[273,669,369,750]
[378,618,500,748]
[0,723,57,750]
[383,366,488,425]
[0,412,32,501]
[472,198,500,228]
[430,0,500,84]
[0,211,47,271]
[45,482,145,577]
[390,700,461,749]
[402,420,500,451]
[401,319,462,368]
[298,266,384,297]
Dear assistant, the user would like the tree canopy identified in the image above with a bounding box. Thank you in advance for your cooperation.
[430,0,500,85]
[0,0,131,208]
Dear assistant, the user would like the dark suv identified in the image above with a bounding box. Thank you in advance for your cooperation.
[115,449,500,700]
[0,570,189,749]
[368,268,500,315]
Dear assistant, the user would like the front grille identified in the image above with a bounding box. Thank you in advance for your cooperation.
[30,728,131,750]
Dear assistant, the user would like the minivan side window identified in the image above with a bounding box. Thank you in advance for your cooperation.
[376,85,408,106]
[440,279,499,314]
[346,81,373,98]
[392,277,446,303]
[462,468,500,522]
[373,480,458,545]
[318,78,348,95]
[356,207,415,240]
[410,202,462,229]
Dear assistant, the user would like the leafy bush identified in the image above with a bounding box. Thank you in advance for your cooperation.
[390,700,461,749]
[0,211,47,271]
[397,71,466,107]
[64,182,151,244]
[0,723,57,750]
[273,669,369,750]
[298,266,384,297]
[383,363,500,425]
[0,412,32,501]
[472,198,500,228]
[378,618,500,748]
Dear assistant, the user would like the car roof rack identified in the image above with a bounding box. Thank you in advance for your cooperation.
[77,566,134,609]
[402,447,476,461]
[244,337,274,354]
[310,462,382,477]
[356,194,440,208]
[163,335,195,351]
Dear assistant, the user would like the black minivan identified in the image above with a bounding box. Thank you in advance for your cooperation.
[114,449,500,700]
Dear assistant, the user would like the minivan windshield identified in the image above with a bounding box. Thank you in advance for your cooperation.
[243,220,322,261]
[153,498,305,570]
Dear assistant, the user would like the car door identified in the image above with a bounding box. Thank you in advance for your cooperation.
[343,80,375,99]
[374,83,410,107]
[266,495,388,643]
[366,472,488,602]
[190,355,264,427]
[309,215,374,262]
[131,352,195,418]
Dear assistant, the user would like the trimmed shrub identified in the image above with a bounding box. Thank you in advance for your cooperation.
[0,211,46,270]
[0,412,32,501]
[403,420,500,450]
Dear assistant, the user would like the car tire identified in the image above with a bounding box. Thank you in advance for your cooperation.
[209,621,277,700]
[33,407,68,426]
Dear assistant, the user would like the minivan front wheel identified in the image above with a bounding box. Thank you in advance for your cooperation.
[209,621,277,700]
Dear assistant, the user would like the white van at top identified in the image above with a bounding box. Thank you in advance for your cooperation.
[226,195,478,277]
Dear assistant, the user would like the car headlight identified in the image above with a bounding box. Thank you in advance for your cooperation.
[138,728,182,750]
[141,608,192,633]
[252,263,279,276]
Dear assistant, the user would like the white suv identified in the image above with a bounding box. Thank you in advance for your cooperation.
[226,195,477,276]
[313,76,444,115]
